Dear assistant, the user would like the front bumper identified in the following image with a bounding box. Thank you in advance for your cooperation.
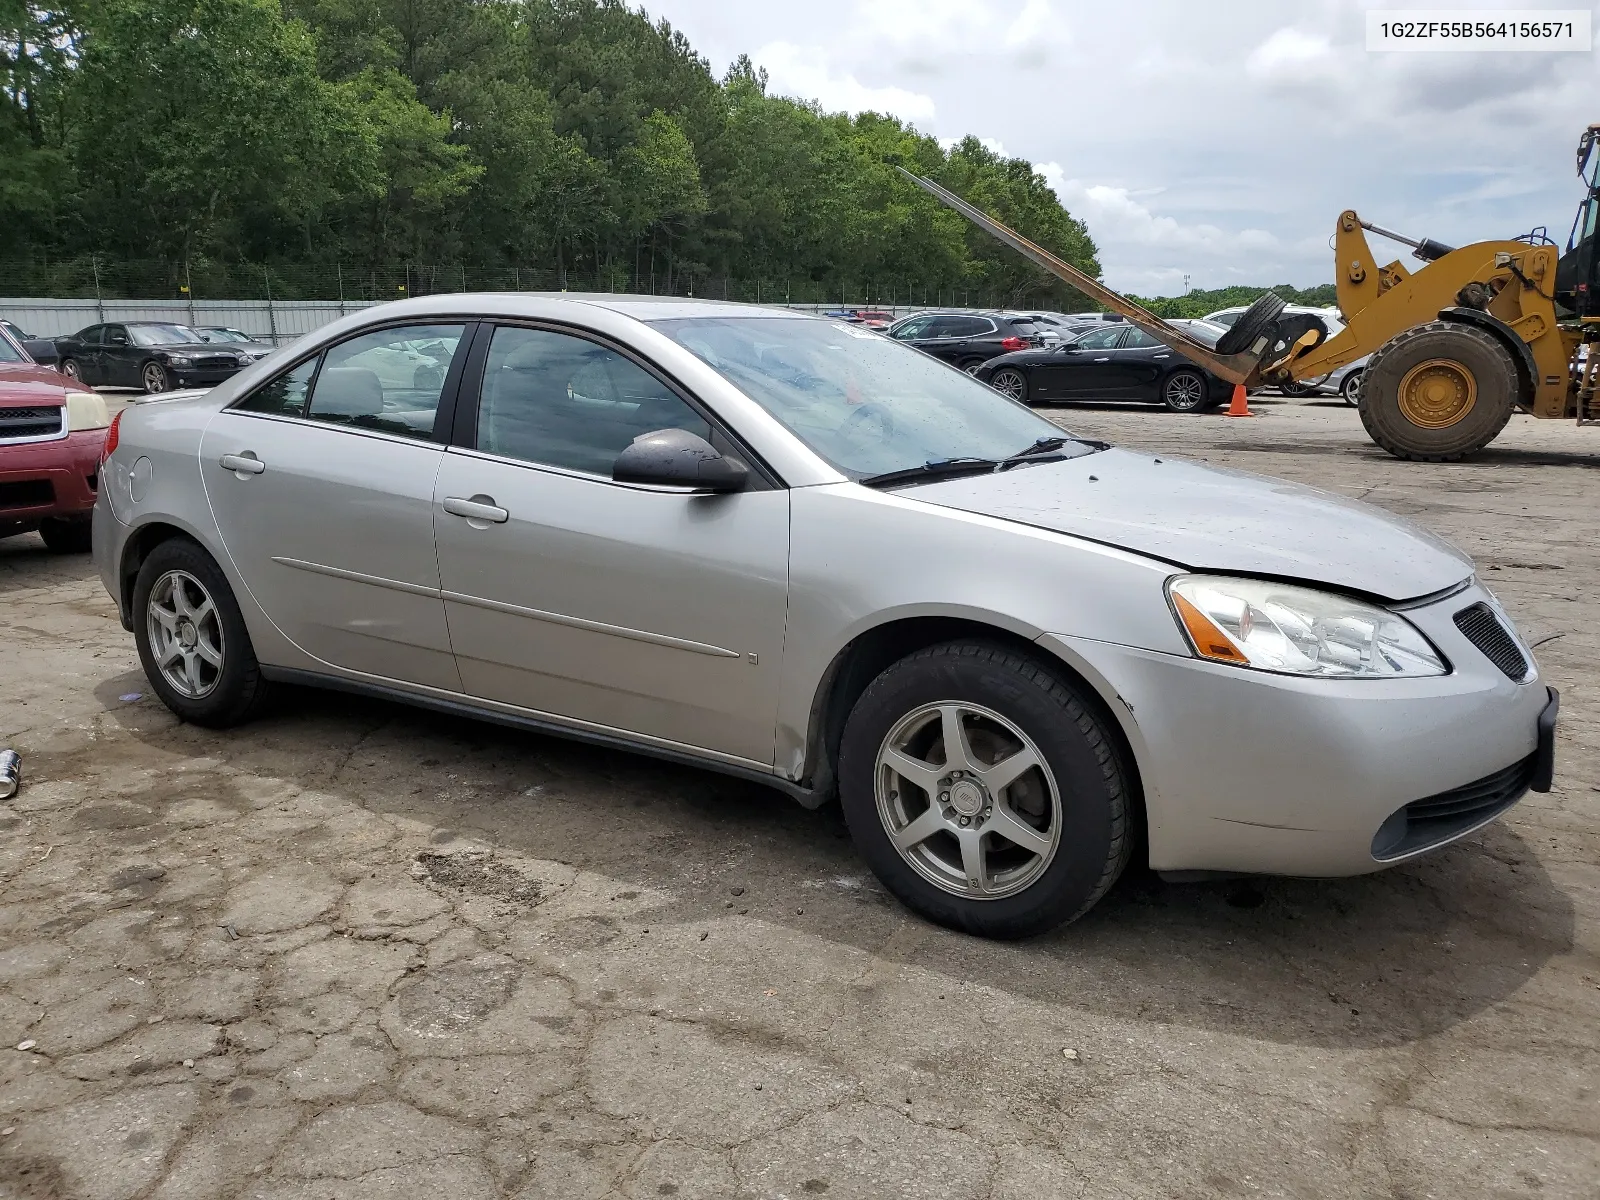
[1043,581,1554,877]
[0,428,106,523]
[169,367,240,387]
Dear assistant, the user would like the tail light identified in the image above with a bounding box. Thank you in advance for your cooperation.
[1000,335,1026,352]
[101,409,122,463]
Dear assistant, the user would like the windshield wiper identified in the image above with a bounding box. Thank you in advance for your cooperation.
[996,435,1105,470]
[858,457,1001,489]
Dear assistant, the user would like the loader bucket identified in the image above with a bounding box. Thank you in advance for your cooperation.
[896,167,1277,385]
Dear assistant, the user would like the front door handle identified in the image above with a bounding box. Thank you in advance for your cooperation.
[1154,354,1171,359]
[220,453,265,475]
[1093,357,1111,363]
[442,495,509,524]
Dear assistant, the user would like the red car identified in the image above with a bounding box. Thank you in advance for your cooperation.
[0,324,112,553]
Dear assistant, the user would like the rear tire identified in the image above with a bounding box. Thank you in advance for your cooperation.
[959,358,985,375]
[1341,370,1363,406]
[1358,321,1517,460]
[38,517,92,554]
[838,641,1134,939]
[133,537,272,727]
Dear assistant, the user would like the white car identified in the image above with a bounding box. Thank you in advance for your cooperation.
[1205,305,1368,404]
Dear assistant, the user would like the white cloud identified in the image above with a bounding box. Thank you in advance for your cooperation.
[751,41,937,124]
[1246,27,1335,79]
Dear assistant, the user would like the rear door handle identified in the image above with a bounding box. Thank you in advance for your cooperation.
[442,495,509,524]
[220,453,265,475]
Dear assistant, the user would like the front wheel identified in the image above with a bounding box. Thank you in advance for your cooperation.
[133,538,272,727]
[141,361,170,394]
[838,641,1134,939]
[1161,369,1209,412]
[58,358,82,381]
[989,367,1029,404]
[1358,321,1517,460]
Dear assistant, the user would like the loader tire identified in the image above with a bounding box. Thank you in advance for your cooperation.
[1214,292,1287,356]
[1358,321,1517,461]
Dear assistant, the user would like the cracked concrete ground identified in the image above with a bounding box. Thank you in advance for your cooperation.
[1,396,1596,1199]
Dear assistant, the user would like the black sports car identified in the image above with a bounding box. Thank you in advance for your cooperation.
[53,322,270,393]
[974,319,1236,412]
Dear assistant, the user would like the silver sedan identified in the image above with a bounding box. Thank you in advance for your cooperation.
[92,295,1558,937]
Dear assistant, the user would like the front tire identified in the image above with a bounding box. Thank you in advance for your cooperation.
[141,361,171,394]
[1161,369,1208,412]
[58,358,81,381]
[38,517,92,554]
[838,641,1134,939]
[1358,321,1517,460]
[989,367,1029,404]
[133,538,271,727]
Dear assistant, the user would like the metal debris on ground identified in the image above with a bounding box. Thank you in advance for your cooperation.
[0,749,20,800]
[1062,1048,1080,1061]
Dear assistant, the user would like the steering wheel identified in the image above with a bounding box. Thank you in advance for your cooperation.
[842,403,895,442]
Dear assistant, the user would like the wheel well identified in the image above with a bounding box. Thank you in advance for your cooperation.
[117,522,192,625]
[1437,306,1537,407]
[801,617,1147,847]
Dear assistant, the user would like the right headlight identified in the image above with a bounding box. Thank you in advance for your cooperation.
[66,391,110,432]
[1167,574,1447,678]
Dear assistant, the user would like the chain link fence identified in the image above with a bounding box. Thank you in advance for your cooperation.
[0,257,1015,311]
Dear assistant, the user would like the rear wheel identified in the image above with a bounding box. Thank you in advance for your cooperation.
[989,367,1029,403]
[959,358,985,375]
[133,538,272,727]
[1161,369,1208,412]
[1340,370,1363,406]
[38,516,92,554]
[141,361,170,394]
[838,641,1134,939]
[1358,321,1517,460]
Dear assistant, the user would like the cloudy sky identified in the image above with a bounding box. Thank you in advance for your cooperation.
[647,0,1598,294]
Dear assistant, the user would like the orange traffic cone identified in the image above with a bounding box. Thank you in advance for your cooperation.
[1224,383,1252,417]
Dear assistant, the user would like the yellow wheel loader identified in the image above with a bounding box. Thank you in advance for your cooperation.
[899,123,1600,461]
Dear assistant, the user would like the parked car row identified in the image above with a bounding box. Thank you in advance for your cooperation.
[50,322,275,393]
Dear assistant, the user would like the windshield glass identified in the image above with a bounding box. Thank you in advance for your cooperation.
[0,328,24,362]
[651,316,1088,479]
[199,328,250,342]
[130,324,204,346]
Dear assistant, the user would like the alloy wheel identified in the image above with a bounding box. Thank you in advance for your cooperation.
[1164,372,1205,411]
[145,569,225,699]
[874,702,1062,899]
[60,359,79,379]
[143,362,169,394]
[991,368,1027,401]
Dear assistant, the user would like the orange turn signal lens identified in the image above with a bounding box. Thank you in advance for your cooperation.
[1172,593,1249,664]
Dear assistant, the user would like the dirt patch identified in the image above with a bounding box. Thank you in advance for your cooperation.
[412,850,545,905]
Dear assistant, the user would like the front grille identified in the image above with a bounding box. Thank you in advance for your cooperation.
[1454,602,1530,681]
[0,479,55,510]
[190,356,240,371]
[0,405,64,441]
[1371,754,1534,860]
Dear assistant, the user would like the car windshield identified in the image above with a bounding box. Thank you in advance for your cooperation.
[200,328,250,342]
[131,324,204,346]
[651,316,1094,479]
[0,329,24,362]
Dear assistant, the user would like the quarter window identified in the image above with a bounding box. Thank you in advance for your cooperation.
[475,326,710,476]
[305,324,466,440]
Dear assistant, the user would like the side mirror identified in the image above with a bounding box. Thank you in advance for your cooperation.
[613,428,748,493]
[108,335,129,346]
[21,339,58,365]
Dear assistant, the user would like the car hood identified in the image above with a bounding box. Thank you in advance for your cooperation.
[0,363,91,403]
[905,448,1473,602]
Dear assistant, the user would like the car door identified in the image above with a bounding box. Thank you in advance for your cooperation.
[432,322,791,767]
[101,325,137,386]
[199,321,473,690]
[64,326,102,383]
[1047,326,1129,399]
[1104,326,1171,398]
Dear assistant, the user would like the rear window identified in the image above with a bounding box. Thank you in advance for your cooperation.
[1003,318,1040,336]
